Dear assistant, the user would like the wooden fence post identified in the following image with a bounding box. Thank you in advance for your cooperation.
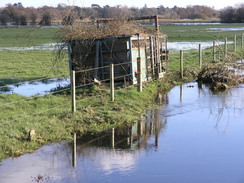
[137,57,142,92]
[150,36,155,78]
[72,133,77,167]
[180,50,183,79]
[199,44,202,69]
[225,37,228,58]
[165,37,168,72]
[156,36,162,73]
[242,33,244,49]
[234,34,237,52]
[94,41,99,78]
[213,41,216,62]
[110,64,114,102]
[112,128,115,149]
[71,70,76,113]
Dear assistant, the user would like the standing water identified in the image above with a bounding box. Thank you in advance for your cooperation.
[0,82,244,183]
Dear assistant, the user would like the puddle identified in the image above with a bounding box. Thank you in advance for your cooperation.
[0,43,66,51]
[1,82,244,182]
[0,78,70,96]
[168,41,232,51]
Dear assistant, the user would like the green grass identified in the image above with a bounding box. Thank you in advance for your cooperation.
[0,28,57,47]
[0,27,69,85]
[168,46,244,73]
[0,50,69,85]
[0,78,175,160]
[160,23,244,72]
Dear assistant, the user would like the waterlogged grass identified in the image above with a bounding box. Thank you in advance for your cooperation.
[0,27,69,85]
[0,78,175,160]
[0,49,69,86]
[160,23,244,42]
[168,46,244,72]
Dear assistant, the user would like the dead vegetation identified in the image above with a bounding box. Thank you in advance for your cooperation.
[197,61,244,91]
[56,19,167,86]
[58,19,164,42]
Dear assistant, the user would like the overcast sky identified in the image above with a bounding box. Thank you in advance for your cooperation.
[0,0,243,10]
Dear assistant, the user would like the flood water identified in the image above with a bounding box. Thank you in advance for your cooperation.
[0,43,66,52]
[0,78,70,96]
[1,82,244,183]
[168,41,231,51]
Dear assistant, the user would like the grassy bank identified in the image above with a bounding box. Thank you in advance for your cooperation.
[0,76,178,160]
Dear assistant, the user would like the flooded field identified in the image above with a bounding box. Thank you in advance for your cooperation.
[0,43,65,51]
[0,78,69,96]
[168,41,231,51]
[1,82,244,183]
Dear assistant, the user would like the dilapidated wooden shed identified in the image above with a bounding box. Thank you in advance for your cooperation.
[62,17,168,86]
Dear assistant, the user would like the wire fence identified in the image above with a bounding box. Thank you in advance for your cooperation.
[0,61,138,125]
[1,33,244,125]
[167,33,244,74]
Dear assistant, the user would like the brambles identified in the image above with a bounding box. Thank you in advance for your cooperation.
[197,61,244,91]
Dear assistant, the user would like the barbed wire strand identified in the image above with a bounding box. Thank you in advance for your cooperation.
[75,65,110,74]
[0,102,72,126]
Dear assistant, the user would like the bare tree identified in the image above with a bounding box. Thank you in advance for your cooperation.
[20,15,27,25]
[39,11,52,25]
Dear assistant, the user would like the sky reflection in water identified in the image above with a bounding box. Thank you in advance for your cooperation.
[1,82,244,183]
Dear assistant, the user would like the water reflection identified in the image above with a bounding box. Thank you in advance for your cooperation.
[0,78,70,96]
[162,82,244,132]
[1,82,244,183]
[0,109,167,183]
[72,110,167,174]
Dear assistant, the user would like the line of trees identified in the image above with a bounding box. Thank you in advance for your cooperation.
[220,4,244,23]
[0,3,243,26]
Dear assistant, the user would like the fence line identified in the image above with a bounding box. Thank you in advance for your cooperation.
[114,73,133,80]
[180,50,184,79]
[110,64,114,102]
[75,65,110,74]
[0,102,71,126]
[1,33,243,124]
[113,61,131,67]
[75,78,110,89]
[176,34,244,77]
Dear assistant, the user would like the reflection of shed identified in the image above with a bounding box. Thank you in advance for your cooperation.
[73,108,167,150]
[66,17,168,85]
